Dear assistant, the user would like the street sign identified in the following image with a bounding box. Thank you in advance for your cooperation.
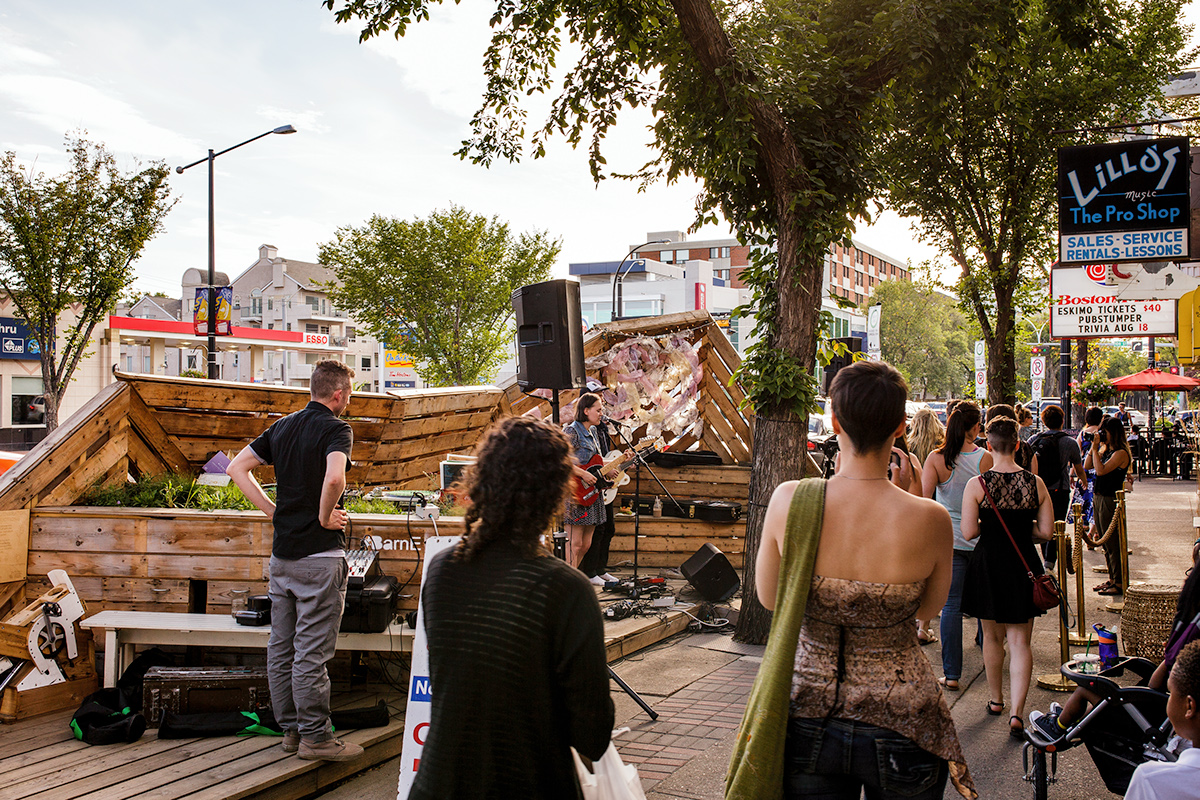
[1031,357,1046,380]
[974,340,986,369]
[975,369,987,399]
[867,305,882,354]
[1032,379,1043,402]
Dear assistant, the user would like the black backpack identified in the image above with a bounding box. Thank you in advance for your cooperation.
[1031,431,1067,490]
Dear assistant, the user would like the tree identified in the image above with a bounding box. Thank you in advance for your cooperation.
[319,206,559,386]
[324,0,1001,642]
[881,0,1192,406]
[0,135,173,429]
[867,279,973,400]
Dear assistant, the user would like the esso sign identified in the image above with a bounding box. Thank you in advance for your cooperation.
[304,333,329,346]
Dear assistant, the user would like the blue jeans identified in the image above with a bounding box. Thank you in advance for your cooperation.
[940,549,972,681]
[785,717,949,800]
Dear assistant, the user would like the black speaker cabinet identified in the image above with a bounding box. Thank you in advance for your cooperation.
[512,279,586,390]
[680,543,741,603]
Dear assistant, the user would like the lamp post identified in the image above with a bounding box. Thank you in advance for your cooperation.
[176,125,297,379]
[611,239,670,321]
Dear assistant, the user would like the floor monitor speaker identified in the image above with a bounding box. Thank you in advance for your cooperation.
[680,543,740,603]
[511,279,586,390]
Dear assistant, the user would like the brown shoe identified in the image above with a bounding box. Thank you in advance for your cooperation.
[298,737,364,762]
[282,731,300,753]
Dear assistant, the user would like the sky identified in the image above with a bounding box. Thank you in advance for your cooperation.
[1,2,1198,299]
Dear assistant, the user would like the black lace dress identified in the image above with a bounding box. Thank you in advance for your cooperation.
[962,470,1046,624]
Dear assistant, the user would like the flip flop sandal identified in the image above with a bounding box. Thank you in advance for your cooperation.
[1009,716,1025,739]
[986,700,1005,716]
[938,677,959,691]
[917,630,939,646]
[1098,584,1122,595]
[1092,580,1113,592]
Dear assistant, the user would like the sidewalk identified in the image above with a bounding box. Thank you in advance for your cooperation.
[321,477,1197,799]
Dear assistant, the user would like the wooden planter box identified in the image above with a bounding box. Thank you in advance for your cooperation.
[25,507,436,615]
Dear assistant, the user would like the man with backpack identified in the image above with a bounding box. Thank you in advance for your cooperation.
[1029,404,1086,569]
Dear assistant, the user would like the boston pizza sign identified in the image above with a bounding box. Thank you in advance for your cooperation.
[1050,264,1176,339]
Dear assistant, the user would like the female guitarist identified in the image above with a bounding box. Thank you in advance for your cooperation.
[564,393,615,569]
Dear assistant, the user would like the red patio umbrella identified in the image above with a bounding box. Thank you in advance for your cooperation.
[1109,368,1200,392]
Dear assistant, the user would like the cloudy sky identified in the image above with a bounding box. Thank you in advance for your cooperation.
[1,2,1197,299]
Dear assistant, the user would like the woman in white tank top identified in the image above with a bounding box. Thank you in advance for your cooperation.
[922,401,992,690]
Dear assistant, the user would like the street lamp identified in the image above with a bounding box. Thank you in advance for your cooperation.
[176,124,297,379]
[611,239,670,321]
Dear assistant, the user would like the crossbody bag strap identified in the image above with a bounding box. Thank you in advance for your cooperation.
[978,473,1036,581]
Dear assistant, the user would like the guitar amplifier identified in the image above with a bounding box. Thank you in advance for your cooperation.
[142,666,270,727]
[341,575,399,633]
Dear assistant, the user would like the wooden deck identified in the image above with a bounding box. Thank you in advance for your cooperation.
[0,586,701,800]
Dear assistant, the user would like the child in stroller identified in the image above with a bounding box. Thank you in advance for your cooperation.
[1123,640,1200,799]
[1023,557,1200,797]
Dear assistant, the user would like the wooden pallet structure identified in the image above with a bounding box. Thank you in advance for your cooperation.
[0,311,755,719]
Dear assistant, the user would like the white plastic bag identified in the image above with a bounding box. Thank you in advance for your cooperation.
[572,735,647,800]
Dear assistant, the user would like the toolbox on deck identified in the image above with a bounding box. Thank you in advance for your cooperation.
[142,666,270,727]
[340,575,399,633]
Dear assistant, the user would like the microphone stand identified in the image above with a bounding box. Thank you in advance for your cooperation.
[604,419,683,583]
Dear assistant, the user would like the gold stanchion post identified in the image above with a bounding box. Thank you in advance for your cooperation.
[1068,502,1097,646]
[1037,520,1075,691]
[1106,490,1128,613]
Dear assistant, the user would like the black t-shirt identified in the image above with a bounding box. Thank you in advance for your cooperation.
[249,401,353,559]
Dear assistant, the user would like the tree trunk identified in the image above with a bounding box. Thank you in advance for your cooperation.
[733,218,821,645]
[987,294,1016,406]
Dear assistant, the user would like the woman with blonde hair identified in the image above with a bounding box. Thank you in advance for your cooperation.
[909,406,945,467]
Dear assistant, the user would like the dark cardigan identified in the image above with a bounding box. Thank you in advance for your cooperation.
[409,542,614,799]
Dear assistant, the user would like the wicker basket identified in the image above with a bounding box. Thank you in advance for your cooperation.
[1119,582,1180,662]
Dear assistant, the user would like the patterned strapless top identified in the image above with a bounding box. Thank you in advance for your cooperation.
[791,575,975,799]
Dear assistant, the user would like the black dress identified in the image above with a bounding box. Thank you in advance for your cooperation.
[962,470,1046,624]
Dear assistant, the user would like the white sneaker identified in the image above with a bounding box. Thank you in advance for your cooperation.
[589,575,606,586]
[600,573,617,583]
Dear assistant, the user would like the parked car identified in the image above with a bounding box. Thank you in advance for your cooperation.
[808,414,833,473]
[25,396,44,424]
[925,400,947,424]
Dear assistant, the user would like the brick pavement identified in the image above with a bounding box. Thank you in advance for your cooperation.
[612,656,759,788]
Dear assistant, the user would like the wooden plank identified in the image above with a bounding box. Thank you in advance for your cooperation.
[40,432,130,508]
[127,390,192,476]
[699,420,734,464]
[591,309,712,338]
[701,353,753,443]
[604,611,691,661]
[126,379,310,416]
[698,377,750,463]
[384,409,496,440]
[0,385,131,511]
[387,389,503,418]
[125,425,171,480]
[703,337,750,410]
[373,428,485,463]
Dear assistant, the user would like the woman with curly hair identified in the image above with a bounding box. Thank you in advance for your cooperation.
[410,417,615,799]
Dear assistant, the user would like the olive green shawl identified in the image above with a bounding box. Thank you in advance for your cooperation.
[725,478,825,800]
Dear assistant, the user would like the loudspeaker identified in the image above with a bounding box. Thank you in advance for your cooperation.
[680,543,741,603]
[822,336,863,394]
[511,279,587,390]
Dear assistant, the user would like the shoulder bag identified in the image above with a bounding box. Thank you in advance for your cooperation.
[979,473,1061,612]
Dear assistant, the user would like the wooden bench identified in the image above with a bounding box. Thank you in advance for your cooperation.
[81,611,413,688]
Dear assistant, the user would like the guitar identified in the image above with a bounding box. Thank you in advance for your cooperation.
[571,437,665,507]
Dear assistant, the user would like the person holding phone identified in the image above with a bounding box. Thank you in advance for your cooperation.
[1086,417,1132,596]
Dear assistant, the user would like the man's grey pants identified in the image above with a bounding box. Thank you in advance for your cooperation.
[268,555,348,742]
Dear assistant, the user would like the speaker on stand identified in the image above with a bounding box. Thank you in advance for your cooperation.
[512,279,586,391]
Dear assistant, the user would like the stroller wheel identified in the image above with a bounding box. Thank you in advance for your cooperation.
[1030,749,1049,800]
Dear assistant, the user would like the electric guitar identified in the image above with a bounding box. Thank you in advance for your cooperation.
[571,437,665,507]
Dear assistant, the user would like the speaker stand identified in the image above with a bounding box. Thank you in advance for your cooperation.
[550,389,567,560]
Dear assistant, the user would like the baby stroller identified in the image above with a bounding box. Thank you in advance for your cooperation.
[1022,657,1176,799]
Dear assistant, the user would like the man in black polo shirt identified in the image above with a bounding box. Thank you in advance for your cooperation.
[227,359,362,762]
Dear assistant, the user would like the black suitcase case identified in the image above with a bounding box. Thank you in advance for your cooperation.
[341,575,399,633]
[142,666,270,727]
[628,497,741,521]
[646,450,724,468]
